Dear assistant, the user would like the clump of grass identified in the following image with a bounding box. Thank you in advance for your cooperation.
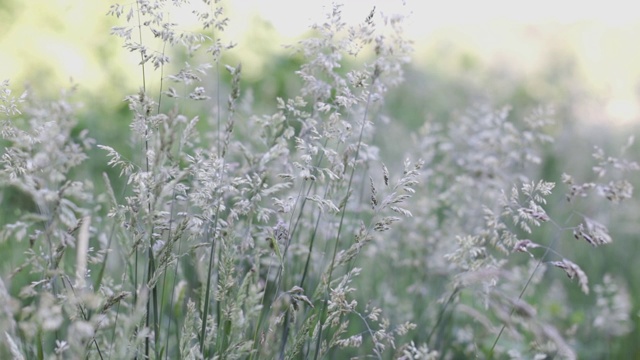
[1,1,639,359]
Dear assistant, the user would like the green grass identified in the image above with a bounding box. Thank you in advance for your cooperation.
[1,1,640,359]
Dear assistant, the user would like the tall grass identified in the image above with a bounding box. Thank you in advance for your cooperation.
[1,1,638,359]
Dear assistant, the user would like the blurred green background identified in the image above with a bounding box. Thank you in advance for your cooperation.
[3,0,640,126]
[2,0,640,357]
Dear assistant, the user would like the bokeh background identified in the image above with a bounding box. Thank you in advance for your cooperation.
[2,0,640,356]
[3,0,640,126]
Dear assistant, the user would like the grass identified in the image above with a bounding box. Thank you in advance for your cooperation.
[1,1,639,359]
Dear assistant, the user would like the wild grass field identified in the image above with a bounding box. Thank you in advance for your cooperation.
[1,1,640,359]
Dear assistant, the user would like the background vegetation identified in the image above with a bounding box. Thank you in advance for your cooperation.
[2,1,640,359]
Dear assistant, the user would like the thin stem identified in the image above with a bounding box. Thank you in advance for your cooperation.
[199,59,223,359]
[314,76,377,360]
[426,286,460,344]
[133,2,149,358]
[488,217,568,358]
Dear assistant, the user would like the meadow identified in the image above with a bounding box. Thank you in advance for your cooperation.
[1,1,639,359]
